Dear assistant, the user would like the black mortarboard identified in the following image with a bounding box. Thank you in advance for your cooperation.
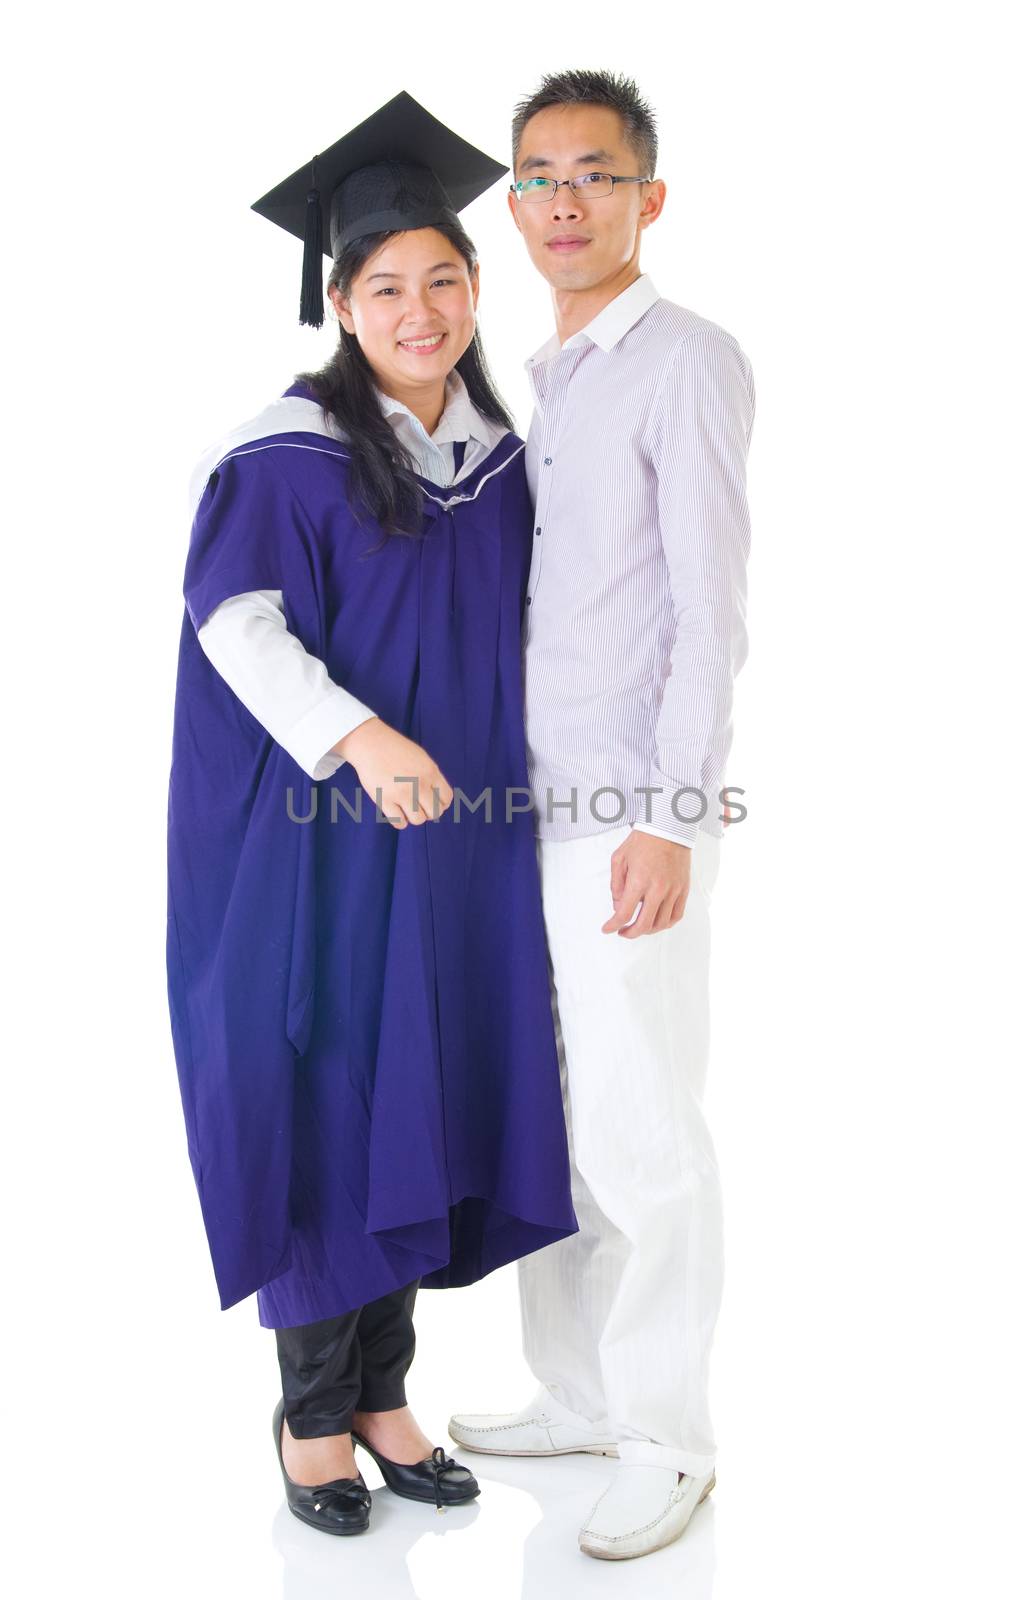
[251,90,508,329]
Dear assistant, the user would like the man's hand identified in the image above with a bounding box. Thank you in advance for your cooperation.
[601,829,693,938]
[332,718,453,829]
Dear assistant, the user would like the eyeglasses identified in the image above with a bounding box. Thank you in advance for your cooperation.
[510,172,654,202]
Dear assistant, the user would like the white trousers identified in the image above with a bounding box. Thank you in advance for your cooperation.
[518,822,724,1476]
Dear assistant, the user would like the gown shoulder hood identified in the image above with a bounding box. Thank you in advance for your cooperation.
[186,392,346,523]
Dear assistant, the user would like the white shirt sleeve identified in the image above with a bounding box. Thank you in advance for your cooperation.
[195,589,378,781]
[640,332,755,846]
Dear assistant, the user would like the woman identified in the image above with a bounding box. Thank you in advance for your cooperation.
[165,94,578,1537]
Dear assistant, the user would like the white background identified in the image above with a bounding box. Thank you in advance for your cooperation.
[4,3,1023,1596]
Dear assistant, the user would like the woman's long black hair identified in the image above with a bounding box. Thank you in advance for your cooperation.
[295,218,516,539]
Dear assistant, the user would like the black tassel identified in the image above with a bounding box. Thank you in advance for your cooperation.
[299,159,324,328]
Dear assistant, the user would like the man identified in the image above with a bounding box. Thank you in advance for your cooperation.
[448,70,756,1562]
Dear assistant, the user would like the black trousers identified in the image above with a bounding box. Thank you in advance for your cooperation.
[274,1277,420,1438]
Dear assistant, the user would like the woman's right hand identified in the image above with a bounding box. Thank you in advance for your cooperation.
[331,718,454,828]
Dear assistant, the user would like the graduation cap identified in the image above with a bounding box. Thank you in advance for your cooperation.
[251,90,508,329]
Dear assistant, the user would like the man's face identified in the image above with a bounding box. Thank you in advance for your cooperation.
[507,104,661,291]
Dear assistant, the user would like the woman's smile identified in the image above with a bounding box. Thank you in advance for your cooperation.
[396,331,448,354]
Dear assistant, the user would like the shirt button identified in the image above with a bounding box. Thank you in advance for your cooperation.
[535,526,542,536]
[543,456,552,465]
[526,596,532,605]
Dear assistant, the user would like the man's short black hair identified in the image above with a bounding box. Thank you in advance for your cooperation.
[511,69,658,179]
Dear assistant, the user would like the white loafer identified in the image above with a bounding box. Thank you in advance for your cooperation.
[448,1385,619,1457]
[578,1462,715,1560]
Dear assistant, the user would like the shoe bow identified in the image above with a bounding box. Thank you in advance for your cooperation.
[310,1477,372,1514]
[429,1445,460,1513]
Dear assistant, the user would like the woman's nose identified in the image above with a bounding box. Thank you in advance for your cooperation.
[401,301,433,325]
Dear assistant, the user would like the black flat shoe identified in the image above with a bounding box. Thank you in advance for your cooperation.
[351,1427,480,1512]
[272,1397,372,1535]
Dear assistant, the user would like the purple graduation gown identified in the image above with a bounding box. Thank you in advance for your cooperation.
[166,384,578,1328]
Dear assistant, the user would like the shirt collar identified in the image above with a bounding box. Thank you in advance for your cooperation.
[374,368,494,449]
[524,273,660,369]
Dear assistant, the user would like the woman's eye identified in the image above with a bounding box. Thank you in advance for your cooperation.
[375,280,455,295]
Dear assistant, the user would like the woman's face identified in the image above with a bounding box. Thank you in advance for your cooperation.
[329,227,479,402]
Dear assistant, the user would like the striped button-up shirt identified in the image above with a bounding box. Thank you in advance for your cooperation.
[522,273,756,847]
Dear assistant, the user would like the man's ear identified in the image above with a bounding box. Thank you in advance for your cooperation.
[638,178,667,231]
[506,189,524,235]
[328,283,355,333]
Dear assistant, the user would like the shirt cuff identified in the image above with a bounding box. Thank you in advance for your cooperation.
[282,694,378,782]
[632,823,695,849]
[630,769,719,847]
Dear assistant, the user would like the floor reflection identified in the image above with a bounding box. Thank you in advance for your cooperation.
[273,1452,715,1599]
